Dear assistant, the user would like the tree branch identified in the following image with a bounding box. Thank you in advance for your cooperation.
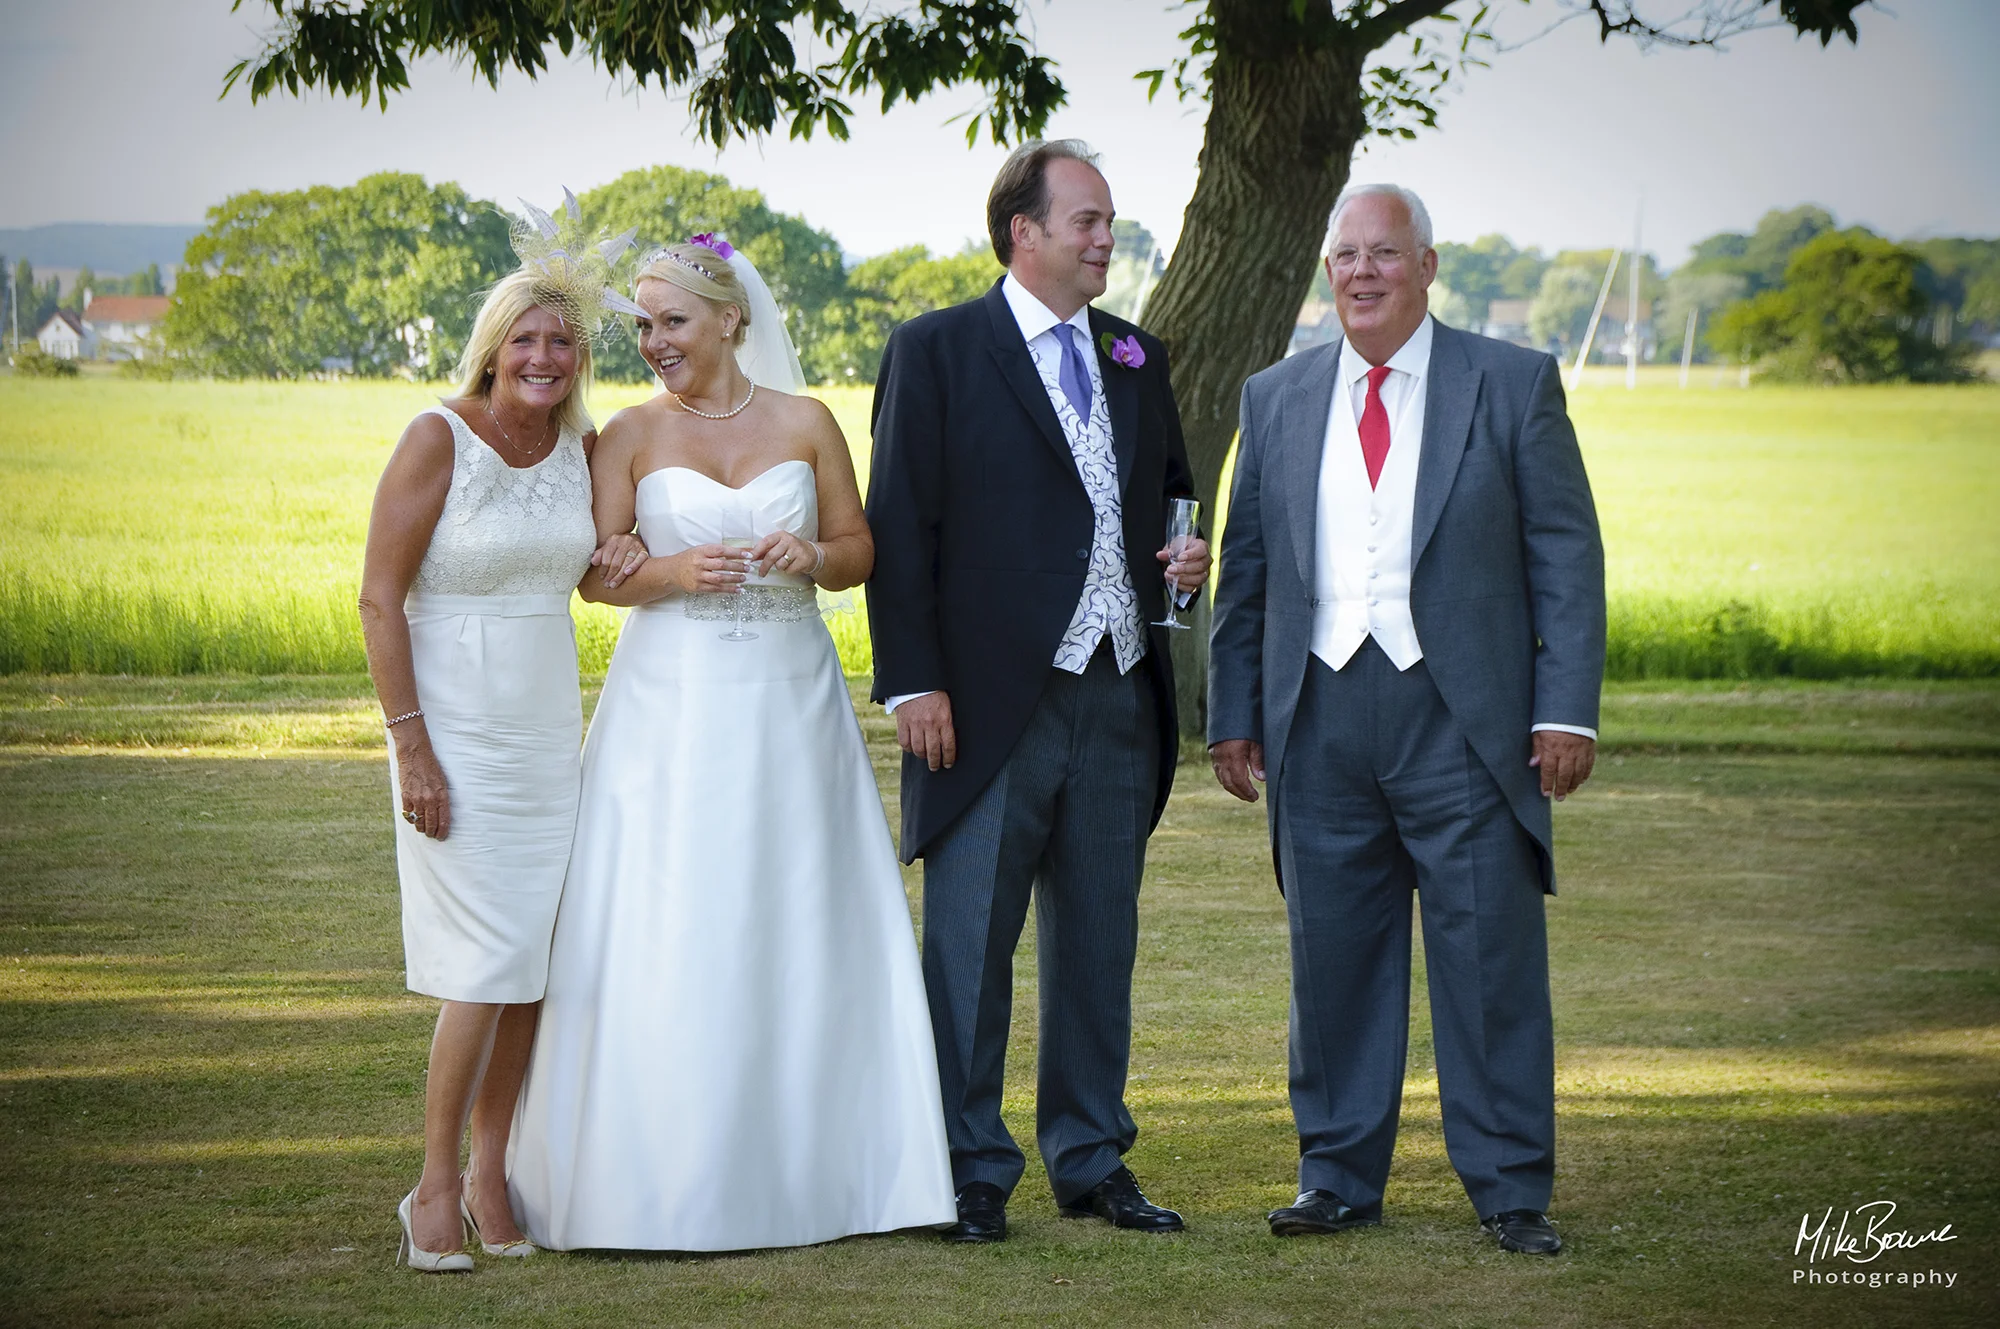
[1578,1,1867,49]
[1353,0,1464,51]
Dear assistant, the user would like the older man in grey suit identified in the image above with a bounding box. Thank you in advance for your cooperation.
[1208,183,1604,1255]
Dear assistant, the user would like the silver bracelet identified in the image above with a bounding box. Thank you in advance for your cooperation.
[808,542,827,577]
[384,708,424,729]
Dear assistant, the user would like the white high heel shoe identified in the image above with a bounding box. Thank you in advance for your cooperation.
[461,1189,539,1258]
[396,1190,474,1273]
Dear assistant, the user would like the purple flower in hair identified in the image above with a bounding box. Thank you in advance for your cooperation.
[1100,332,1146,369]
[688,232,736,260]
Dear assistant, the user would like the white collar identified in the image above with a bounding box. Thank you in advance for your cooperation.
[1339,313,1434,386]
[1002,272,1092,346]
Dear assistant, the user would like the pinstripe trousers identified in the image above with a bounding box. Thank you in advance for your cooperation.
[920,644,1159,1204]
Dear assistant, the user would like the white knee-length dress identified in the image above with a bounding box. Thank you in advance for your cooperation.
[390,404,597,1004]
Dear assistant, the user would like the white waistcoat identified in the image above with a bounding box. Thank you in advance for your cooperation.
[1310,347,1427,671]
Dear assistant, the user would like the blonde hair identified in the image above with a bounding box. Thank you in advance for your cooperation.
[635,244,752,345]
[452,267,595,438]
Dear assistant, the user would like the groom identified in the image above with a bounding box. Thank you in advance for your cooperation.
[867,139,1209,1243]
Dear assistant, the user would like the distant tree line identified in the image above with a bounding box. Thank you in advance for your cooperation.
[36,169,1990,389]
[1430,204,1995,383]
[141,166,1000,384]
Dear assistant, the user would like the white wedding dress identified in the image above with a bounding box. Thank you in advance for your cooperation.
[508,459,957,1252]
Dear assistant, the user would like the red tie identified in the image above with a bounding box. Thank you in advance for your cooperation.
[1359,364,1392,489]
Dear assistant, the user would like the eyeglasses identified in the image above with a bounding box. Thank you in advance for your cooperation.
[1330,245,1412,274]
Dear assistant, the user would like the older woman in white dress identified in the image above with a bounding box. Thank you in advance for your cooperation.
[358,253,647,1272]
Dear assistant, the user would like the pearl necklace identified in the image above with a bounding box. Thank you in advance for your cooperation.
[666,381,756,420]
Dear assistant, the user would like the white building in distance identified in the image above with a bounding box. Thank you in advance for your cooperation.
[82,294,171,359]
[36,310,92,359]
[30,294,171,360]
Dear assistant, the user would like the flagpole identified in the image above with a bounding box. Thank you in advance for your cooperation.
[1625,201,1642,390]
[1569,248,1621,392]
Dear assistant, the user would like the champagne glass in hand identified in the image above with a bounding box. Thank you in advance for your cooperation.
[718,537,758,641]
[1153,498,1201,630]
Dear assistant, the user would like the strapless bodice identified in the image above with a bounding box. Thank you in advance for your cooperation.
[635,459,819,591]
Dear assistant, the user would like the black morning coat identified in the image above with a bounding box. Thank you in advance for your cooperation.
[865,278,1198,863]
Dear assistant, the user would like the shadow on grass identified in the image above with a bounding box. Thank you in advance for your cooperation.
[2,706,1996,1325]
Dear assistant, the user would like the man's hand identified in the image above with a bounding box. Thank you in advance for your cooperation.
[896,691,957,772]
[1210,738,1265,803]
[1529,730,1596,801]
[1158,536,1212,598]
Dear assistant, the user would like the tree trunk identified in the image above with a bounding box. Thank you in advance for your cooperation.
[1140,2,1374,739]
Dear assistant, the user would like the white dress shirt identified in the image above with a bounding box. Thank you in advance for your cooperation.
[1313,315,1594,740]
[886,275,1143,714]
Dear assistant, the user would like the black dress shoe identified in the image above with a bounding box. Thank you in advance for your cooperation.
[1267,1189,1381,1237]
[1059,1166,1185,1232]
[1482,1208,1563,1255]
[942,1182,1008,1244]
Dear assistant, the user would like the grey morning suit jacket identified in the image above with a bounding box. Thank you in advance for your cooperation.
[1206,320,1606,890]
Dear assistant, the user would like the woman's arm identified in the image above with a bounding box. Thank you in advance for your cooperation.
[577,409,746,607]
[749,396,873,591]
[358,412,455,838]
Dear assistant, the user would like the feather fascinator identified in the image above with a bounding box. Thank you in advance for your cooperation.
[508,188,646,343]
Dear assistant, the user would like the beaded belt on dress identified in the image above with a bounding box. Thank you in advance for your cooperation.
[681,585,821,623]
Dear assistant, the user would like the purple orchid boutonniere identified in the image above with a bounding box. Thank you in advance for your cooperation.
[1099,332,1146,369]
[688,232,736,260]
[1100,332,1146,369]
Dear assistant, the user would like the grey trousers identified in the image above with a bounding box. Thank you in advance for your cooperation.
[1278,641,1555,1219]
[921,645,1159,1204]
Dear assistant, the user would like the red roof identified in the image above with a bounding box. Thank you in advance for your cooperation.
[84,295,170,324]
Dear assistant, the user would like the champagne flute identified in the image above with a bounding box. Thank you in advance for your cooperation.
[718,537,758,641]
[1152,497,1200,631]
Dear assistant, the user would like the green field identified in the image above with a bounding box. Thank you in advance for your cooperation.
[2,676,1994,1325]
[2,374,1996,678]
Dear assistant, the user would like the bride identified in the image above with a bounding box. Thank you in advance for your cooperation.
[507,238,956,1250]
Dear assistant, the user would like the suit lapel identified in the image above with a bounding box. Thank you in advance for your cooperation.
[1088,310,1139,494]
[1284,341,1342,591]
[1411,323,1480,570]
[981,282,1075,472]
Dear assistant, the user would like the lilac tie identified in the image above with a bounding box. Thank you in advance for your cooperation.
[1056,324,1093,422]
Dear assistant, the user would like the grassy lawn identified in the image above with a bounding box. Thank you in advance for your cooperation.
[4,376,1998,677]
[2,679,1994,1326]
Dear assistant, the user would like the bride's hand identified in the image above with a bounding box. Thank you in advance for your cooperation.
[591,533,649,589]
[750,531,819,579]
[668,543,749,595]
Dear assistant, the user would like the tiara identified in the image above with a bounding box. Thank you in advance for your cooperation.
[644,233,736,285]
[660,250,721,282]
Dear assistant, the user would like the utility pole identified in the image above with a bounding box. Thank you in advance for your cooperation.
[1679,307,1698,389]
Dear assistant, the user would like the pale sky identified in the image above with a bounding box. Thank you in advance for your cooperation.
[2,0,1994,265]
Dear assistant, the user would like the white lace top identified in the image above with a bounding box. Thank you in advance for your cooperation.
[409,405,598,597]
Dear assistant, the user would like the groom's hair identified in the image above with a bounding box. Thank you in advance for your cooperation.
[987,139,1101,267]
